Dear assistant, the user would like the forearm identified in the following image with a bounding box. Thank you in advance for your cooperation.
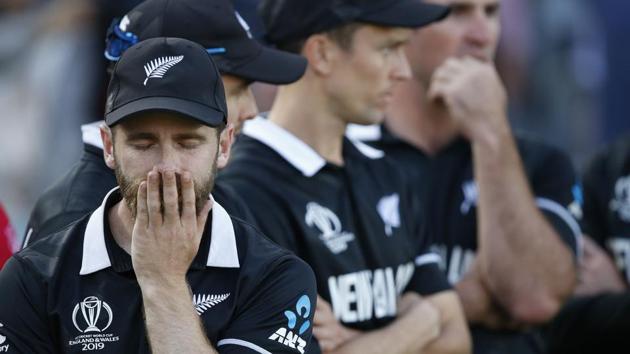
[328,314,437,354]
[423,292,471,354]
[140,278,217,354]
[472,129,575,322]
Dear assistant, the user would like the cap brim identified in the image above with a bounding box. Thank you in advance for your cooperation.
[227,45,308,85]
[359,1,450,28]
[105,96,225,127]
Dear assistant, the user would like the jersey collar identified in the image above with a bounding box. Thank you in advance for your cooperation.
[81,121,105,149]
[243,116,383,177]
[79,187,240,275]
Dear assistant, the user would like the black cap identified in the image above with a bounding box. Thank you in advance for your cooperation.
[105,37,227,128]
[260,0,450,45]
[105,0,307,84]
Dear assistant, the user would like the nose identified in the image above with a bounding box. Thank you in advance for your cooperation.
[157,144,180,172]
[464,10,493,51]
[391,47,412,81]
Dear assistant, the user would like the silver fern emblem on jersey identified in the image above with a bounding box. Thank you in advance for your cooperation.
[143,55,184,86]
[193,293,230,315]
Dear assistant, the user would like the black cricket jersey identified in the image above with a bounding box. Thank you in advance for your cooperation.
[582,134,630,283]
[24,121,255,248]
[0,188,317,354]
[219,117,451,333]
[347,123,582,354]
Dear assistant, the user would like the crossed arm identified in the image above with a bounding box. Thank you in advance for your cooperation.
[314,291,470,354]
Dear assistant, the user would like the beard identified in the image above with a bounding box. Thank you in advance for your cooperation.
[116,163,217,220]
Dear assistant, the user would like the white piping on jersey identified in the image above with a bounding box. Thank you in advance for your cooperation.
[22,227,33,249]
[536,197,583,261]
[346,123,382,142]
[243,116,384,177]
[79,188,239,275]
[217,338,272,354]
[349,139,385,159]
[415,253,442,267]
[81,121,105,149]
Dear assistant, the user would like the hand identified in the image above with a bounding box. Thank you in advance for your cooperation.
[428,56,508,145]
[456,262,526,331]
[132,167,211,287]
[313,296,360,352]
[398,292,441,344]
[575,236,627,296]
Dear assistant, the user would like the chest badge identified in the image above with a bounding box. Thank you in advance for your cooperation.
[193,293,230,315]
[72,296,113,333]
[460,180,478,215]
[610,175,630,223]
[69,296,120,351]
[377,194,400,236]
[305,202,355,254]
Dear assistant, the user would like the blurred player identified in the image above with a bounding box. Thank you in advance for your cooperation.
[347,0,581,353]
[23,0,307,247]
[221,0,471,353]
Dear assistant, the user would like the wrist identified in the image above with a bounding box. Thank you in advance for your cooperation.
[137,273,189,295]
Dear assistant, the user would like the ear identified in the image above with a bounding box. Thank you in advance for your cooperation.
[302,34,339,76]
[216,123,234,170]
[100,124,117,170]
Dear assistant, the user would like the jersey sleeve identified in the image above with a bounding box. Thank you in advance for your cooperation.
[531,146,583,258]
[0,256,56,353]
[406,223,452,296]
[217,257,317,354]
[581,151,610,246]
[22,211,87,249]
[402,179,451,295]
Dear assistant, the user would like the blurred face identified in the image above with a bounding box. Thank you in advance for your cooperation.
[326,25,413,125]
[102,112,224,218]
[222,74,258,135]
[406,0,501,86]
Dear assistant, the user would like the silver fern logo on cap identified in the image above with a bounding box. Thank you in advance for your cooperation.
[143,55,184,86]
[192,293,230,315]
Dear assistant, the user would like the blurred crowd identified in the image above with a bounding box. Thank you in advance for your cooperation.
[0,0,628,236]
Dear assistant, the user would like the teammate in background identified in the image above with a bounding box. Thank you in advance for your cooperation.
[23,0,307,247]
[346,0,580,353]
[0,204,17,269]
[220,0,470,353]
[545,135,630,354]
[577,134,630,294]
[0,37,317,354]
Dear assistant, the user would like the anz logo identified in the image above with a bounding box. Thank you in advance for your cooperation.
[268,295,312,354]
[305,202,355,254]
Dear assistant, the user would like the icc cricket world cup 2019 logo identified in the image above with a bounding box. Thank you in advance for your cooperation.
[72,296,113,333]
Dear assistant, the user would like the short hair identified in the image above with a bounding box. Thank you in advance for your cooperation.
[276,22,363,54]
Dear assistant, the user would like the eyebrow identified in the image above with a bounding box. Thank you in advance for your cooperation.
[124,132,207,141]
[125,132,156,141]
[173,133,207,141]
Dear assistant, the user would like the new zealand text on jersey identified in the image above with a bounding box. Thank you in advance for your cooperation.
[328,263,414,323]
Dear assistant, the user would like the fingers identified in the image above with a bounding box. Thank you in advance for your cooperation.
[181,171,196,225]
[135,181,148,228]
[313,325,337,352]
[146,168,163,225]
[162,169,179,224]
